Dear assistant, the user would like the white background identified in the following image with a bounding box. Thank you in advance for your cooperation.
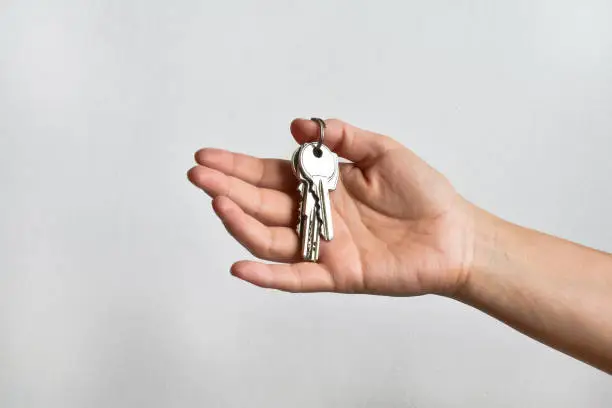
[1,1,612,406]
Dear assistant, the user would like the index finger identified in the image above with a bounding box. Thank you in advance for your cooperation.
[195,148,296,192]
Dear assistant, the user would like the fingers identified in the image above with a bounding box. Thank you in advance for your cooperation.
[195,148,295,192]
[231,260,335,293]
[209,194,337,294]
[290,118,401,164]
[212,196,299,262]
[188,165,296,226]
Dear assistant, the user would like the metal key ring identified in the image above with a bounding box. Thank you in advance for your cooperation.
[310,117,326,156]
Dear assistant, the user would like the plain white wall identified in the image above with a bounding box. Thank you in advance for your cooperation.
[1,0,611,406]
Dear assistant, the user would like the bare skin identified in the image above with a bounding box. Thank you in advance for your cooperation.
[188,118,612,374]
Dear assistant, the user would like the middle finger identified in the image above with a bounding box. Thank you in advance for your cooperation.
[189,165,297,227]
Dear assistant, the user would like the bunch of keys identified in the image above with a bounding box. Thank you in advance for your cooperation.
[291,118,339,262]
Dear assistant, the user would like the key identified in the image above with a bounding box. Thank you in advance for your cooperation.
[290,118,340,262]
[292,146,305,235]
[299,143,339,241]
[299,173,320,261]
[292,145,320,261]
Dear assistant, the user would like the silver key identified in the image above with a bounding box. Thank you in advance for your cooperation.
[291,118,340,262]
[292,145,320,261]
[300,183,320,261]
[292,146,305,235]
[299,143,339,241]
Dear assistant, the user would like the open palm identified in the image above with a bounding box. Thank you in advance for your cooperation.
[188,119,475,296]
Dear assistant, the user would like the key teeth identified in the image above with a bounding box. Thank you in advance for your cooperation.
[296,182,304,234]
[296,178,324,236]
[306,179,325,230]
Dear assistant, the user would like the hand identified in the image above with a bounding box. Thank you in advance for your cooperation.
[188,119,476,296]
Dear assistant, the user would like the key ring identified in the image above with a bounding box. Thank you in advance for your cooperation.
[310,117,326,157]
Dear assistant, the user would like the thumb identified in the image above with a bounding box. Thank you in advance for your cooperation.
[289,118,400,164]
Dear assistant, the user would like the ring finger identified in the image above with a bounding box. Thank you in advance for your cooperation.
[212,196,299,262]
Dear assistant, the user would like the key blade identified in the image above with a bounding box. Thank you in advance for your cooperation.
[317,178,334,240]
[302,206,320,262]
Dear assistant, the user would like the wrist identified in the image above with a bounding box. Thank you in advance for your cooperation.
[452,204,514,304]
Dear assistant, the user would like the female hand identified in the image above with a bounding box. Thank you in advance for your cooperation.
[188,119,476,296]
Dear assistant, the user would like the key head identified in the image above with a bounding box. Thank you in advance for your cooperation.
[293,145,313,183]
[299,143,338,181]
[291,146,302,178]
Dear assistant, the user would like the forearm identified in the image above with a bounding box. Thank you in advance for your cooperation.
[456,207,612,373]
